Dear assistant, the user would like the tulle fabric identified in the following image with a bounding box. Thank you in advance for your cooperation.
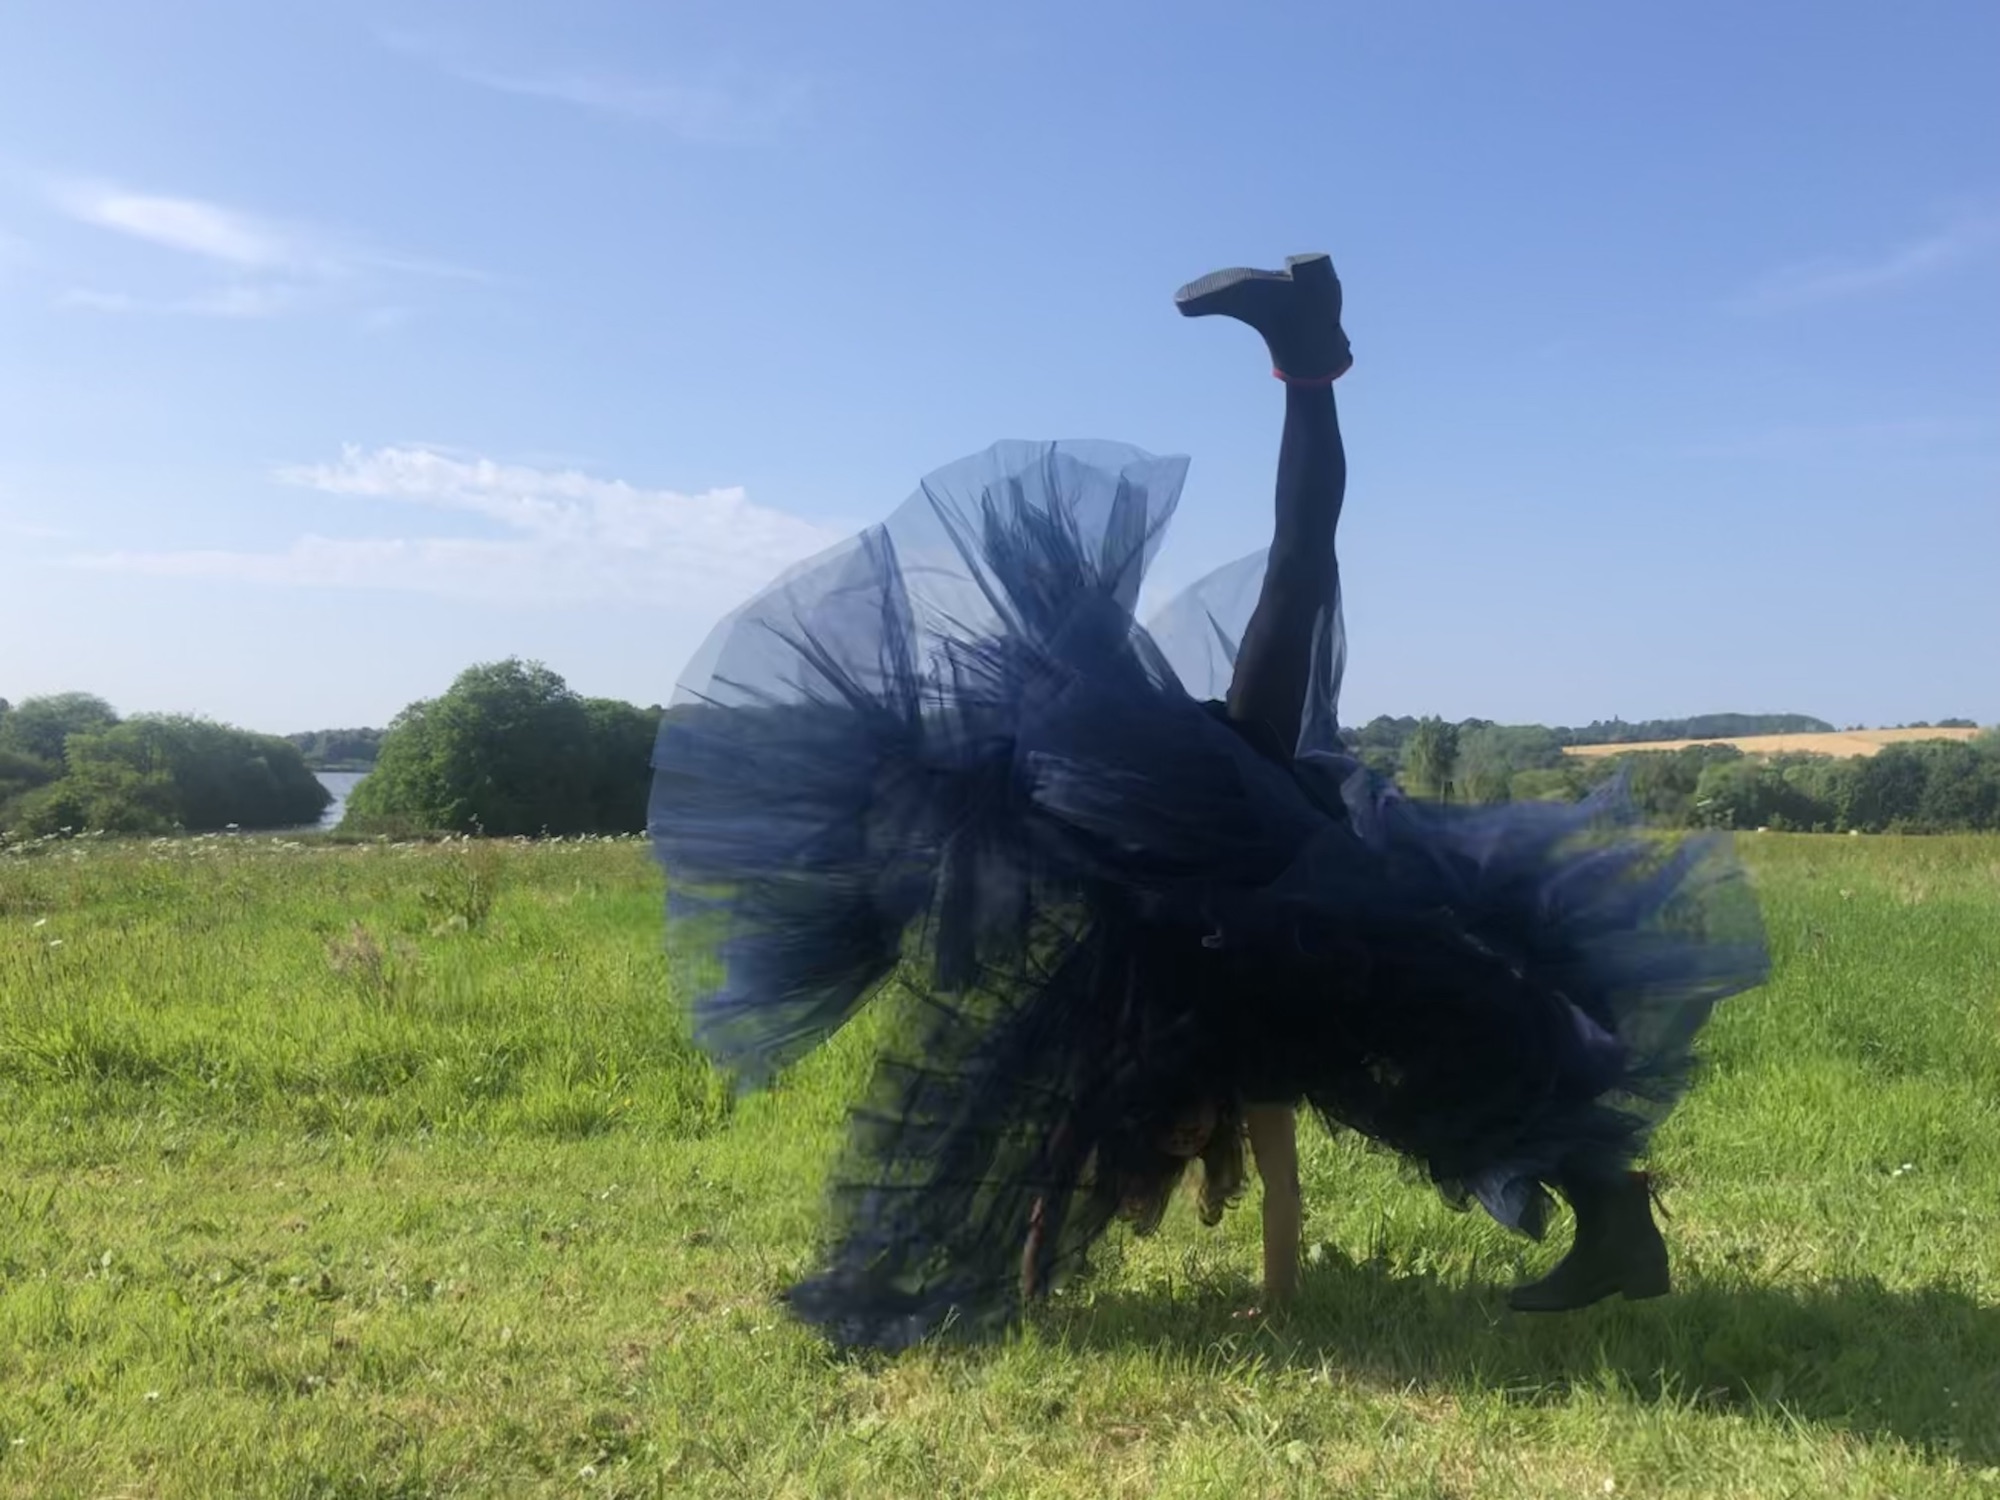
[650,439,1768,1349]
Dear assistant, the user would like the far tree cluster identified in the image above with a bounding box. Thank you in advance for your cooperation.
[337,660,661,838]
[284,727,384,771]
[0,693,330,838]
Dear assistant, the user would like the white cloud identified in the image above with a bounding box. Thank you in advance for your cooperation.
[1737,211,2000,312]
[456,67,804,141]
[46,179,484,318]
[53,184,301,270]
[381,32,807,143]
[69,445,844,612]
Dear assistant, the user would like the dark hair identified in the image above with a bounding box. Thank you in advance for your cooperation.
[1098,1097,1250,1235]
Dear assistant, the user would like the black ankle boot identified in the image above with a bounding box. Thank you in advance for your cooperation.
[1507,1170,1670,1313]
[1173,252,1355,383]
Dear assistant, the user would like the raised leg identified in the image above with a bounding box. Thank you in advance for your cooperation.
[1175,252,1351,757]
[1225,383,1346,754]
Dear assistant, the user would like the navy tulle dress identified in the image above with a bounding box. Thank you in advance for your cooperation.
[650,439,1768,1351]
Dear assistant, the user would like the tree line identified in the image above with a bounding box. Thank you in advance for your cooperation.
[9,676,1992,842]
[1360,714,2000,834]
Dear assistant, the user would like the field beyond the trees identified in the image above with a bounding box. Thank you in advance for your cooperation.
[1,833,1997,1498]
[1564,726,1985,760]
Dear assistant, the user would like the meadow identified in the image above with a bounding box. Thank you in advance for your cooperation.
[1,831,1996,1498]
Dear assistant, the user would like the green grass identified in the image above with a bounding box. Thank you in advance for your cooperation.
[1,830,1996,1498]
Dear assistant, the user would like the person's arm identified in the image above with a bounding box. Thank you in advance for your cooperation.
[1021,1193,1048,1301]
[1245,1103,1301,1306]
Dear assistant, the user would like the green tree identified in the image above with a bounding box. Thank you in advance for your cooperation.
[1692,758,1835,832]
[1913,742,2000,832]
[62,717,328,833]
[1508,764,1590,802]
[344,659,601,836]
[1456,724,1566,803]
[1401,717,1461,801]
[1776,755,1857,832]
[3,715,328,836]
[1346,715,1421,774]
[0,744,60,817]
[581,697,660,833]
[285,727,385,770]
[0,692,119,765]
[1847,745,1932,832]
[22,756,178,835]
[2,781,95,837]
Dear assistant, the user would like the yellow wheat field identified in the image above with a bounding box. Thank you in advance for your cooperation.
[1564,726,1983,760]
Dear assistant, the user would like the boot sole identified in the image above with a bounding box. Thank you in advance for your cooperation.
[1508,1273,1671,1314]
[1173,254,1333,315]
[1173,266,1283,317]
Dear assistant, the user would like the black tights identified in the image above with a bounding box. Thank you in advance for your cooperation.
[1224,383,1347,752]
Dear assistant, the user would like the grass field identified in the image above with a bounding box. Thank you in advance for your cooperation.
[1563,727,1984,760]
[2,832,1997,1498]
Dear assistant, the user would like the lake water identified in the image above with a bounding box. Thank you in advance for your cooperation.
[314,770,368,831]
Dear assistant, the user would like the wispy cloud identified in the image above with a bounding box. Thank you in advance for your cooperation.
[53,183,305,270]
[68,445,843,611]
[58,283,303,319]
[46,179,484,318]
[381,31,807,144]
[1736,211,2000,312]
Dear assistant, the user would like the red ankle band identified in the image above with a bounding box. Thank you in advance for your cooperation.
[1273,368,1340,387]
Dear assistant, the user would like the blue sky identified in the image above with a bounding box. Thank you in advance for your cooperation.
[1,0,1995,735]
